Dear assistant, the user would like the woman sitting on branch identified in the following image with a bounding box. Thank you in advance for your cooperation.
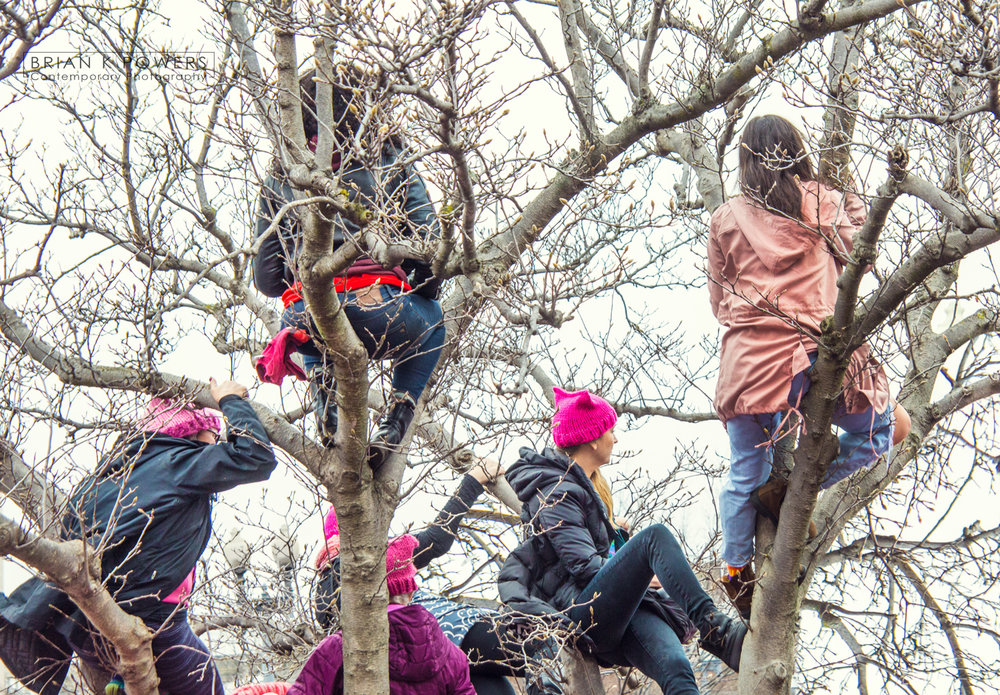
[498,387,746,695]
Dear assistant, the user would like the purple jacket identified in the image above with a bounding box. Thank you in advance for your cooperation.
[288,604,475,695]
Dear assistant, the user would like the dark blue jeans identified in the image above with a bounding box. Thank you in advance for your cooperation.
[282,286,446,402]
[71,618,223,695]
[568,525,714,695]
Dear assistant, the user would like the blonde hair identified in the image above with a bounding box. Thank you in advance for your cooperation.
[590,469,614,520]
[559,441,615,519]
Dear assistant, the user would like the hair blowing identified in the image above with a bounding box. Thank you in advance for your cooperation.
[738,115,816,220]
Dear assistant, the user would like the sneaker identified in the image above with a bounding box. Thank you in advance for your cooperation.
[722,564,755,619]
[750,475,818,539]
[698,610,747,672]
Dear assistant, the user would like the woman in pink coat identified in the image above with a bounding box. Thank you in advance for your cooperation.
[707,115,909,617]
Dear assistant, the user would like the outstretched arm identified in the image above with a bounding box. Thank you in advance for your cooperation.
[412,458,503,569]
[174,380,278,494]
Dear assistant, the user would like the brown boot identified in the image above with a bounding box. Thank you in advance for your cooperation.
[750,476,818,539]
[721,564,755,619]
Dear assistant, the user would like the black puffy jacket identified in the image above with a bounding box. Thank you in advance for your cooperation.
[253,145,442,299]
[497,447,695,641]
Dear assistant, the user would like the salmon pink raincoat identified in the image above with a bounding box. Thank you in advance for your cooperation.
[707,181,890,423]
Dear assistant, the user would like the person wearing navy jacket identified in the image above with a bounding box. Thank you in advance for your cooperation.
[253,63,446,468]
[0,379,277,695]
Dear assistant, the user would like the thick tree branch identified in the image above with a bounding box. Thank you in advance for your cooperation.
[931,374,1000,420]
[0,510,158,695]
[898,175,997,235]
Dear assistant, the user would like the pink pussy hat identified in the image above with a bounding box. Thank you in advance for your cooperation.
[141,398,221,440]
[323,506,339,540]
[385,534,419,596]
[314,506,341,570]
[551,386,618,448]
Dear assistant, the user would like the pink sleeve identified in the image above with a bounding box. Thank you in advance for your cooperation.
[707,214,726,319]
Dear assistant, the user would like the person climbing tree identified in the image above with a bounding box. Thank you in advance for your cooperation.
[498,387,746,695]
[291,534,476,695]
[706,114,910,617]
[314,459,564,695]
[0,379,277,695]
[253,63,445,470]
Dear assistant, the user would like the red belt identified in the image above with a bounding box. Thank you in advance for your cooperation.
[281,275,411,309]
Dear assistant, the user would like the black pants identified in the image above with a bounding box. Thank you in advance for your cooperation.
[461,620,560,695]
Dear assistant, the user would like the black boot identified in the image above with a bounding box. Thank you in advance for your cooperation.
[698,610,747,673]
[308,367,338,446]
[367,392,416,472]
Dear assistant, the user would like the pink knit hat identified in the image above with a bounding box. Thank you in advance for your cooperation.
[551,386,618,448]
[323,506,339,540]
[140,398,221,440]
[385,534,419,596]
[313,506,341,570]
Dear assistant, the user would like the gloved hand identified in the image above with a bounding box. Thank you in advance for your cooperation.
[407,262,442,300]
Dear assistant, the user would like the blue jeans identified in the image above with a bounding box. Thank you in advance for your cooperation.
[71,618,223,695]
[281,285,445,402]
[720,365,895,567]
[569,525,714,695]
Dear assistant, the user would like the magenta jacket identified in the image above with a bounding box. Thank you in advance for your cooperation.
[287,604,475,695]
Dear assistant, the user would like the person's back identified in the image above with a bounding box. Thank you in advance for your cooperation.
[709,179,865,333]
[289,535,474,695]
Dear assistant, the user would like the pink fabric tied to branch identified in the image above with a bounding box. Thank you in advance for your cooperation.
[255,328,310,385]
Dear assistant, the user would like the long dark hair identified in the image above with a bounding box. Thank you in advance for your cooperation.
[738,115,816,220]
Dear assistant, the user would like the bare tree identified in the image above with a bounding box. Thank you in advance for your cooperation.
[1,0,999,694]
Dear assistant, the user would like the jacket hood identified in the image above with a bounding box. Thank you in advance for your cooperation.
[728,198,811,274]
[727,181,834,274]
[386,605,450,682]
[505,447,580,505]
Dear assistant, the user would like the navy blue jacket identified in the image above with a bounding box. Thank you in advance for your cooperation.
[253,146,442,299]
[0,395,276,694]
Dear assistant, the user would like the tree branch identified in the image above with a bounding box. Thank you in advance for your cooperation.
[0,509,158,695]
[895,559,976,695]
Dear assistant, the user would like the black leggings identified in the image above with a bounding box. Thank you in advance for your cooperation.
[461,619,558,695]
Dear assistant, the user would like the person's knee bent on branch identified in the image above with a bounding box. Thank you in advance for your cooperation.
[252,64,446,468]
[707,114,905,617]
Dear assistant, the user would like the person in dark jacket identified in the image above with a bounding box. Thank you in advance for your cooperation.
[290,534,475,695]
[497,387,747,695]
[0,379,277,695]
[314,459,562,695]
[253,64,445,468]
